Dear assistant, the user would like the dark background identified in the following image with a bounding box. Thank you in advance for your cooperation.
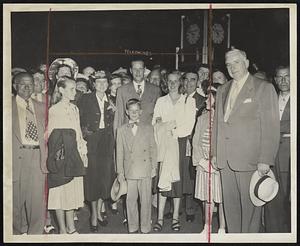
[11,8,289,76]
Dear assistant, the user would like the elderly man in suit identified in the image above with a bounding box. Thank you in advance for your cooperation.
[12,72,48,234]
[113,59,161,134]
[264,65,291,232]
[212,49,280,233]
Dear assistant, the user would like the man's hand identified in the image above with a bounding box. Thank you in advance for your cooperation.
[117,173,125,183]
[257,163,270,177]
[151,168,157,178]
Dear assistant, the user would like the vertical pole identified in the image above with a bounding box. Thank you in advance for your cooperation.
[226,14,231,49]
[202,10,208,64]
[175,47,179,70]
[180,15,185,63]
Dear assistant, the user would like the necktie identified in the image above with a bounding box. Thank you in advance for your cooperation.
[136,85,142,98]
[25,100,39,142]
[224,81,239,122]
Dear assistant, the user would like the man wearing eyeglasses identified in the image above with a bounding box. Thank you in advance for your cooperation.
[265,66,291,232]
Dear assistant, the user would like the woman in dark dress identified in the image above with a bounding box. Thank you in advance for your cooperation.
[77,71,115,232]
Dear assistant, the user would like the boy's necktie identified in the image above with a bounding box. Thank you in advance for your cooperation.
[25,100,39,142]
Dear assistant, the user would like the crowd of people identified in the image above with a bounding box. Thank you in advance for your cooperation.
[11,48,291,235]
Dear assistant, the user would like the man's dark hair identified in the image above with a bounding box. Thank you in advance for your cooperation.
[14,72,34,85]
[183,70,199,80]
[126,98,141,110]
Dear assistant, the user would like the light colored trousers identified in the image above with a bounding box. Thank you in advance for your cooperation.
[126,178,152,233]
[13,148,46,234]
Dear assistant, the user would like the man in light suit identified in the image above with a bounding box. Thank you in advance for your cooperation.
[212,49,280,233]
[113,59,161,135]
[264,65,291,232]
[12,72,48,234]
[116,98,157,233]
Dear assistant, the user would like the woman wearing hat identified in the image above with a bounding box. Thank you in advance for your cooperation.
[48,58,78,105]
[192,85,226,234]
[77,71,116,232]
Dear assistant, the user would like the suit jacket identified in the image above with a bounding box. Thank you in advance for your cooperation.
[77,92,114,133]
[113,82,161,134]
[12,96,48,182]
[47,128,86,188]
[193,92,206,119]
[116,123,157,179]
[277,98,290,172]
[212,74,280,171]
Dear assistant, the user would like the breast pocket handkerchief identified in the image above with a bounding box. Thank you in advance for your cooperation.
[243,98,252,104]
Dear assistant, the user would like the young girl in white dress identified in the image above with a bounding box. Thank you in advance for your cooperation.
[192,88,226,234]
[47,76,88,234]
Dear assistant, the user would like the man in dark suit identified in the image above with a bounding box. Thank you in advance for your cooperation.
[264,65,291,232]
[113,59,161,134]
[183,70,206,222]
[12,72,48,234]
[212,49,280,233]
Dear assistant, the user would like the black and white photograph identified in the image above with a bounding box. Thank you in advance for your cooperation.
[3,3,297,243]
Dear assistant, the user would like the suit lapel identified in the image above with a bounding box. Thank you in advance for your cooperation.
[141,82,151,101]
[32,100,46,145]
[92,93,101,114]
[124,124,134,151]
[127,82,139,99]
[222,81,232,115]
[12,97,22,144]
[229,75,254,118]
[281,98,290,121]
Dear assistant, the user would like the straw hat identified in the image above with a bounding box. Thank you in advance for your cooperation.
[249,170,279,207]
[111,177,127,201]
[48,58,79,81]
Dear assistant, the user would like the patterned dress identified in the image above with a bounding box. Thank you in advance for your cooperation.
[194,110,222,203]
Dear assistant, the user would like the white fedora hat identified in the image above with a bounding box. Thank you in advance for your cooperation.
[111,177,127,202]
[249,170,279,207]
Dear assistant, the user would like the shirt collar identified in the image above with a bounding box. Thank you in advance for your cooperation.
[16,95,32,107]
[188,91,196,98]
[279,92,290,100]
[129,119,140,124]
[233,72,249,88]
[133,80,145,89]
[96,93,108,102]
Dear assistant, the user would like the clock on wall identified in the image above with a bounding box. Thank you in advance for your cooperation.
[212,23,225,44]
[186,23,201,45]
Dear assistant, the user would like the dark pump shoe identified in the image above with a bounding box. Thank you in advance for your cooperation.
[98,218,108,227]
[90,223,98,233]
[186,214,195,223]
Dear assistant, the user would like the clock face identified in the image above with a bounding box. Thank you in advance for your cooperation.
[186,23,201,45]
[212,23,225,44]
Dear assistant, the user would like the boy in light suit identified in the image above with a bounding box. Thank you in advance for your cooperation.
[116,98,157,233]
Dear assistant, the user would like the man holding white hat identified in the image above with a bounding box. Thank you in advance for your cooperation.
[212,48,280,233]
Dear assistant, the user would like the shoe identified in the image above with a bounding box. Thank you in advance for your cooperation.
[44,225,55,234]
[123,218,128,226]
[186,214,195,223]
[97,218,108,227]
[100,211,107,218]
[67,230,79,234]
[90,222,98,233]
[171,219,181,232]
[218,228,226,234]
[153,219,163,232]
[200,224,209,235]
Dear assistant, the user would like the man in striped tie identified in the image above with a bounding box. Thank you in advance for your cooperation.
[12,72,48,234]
